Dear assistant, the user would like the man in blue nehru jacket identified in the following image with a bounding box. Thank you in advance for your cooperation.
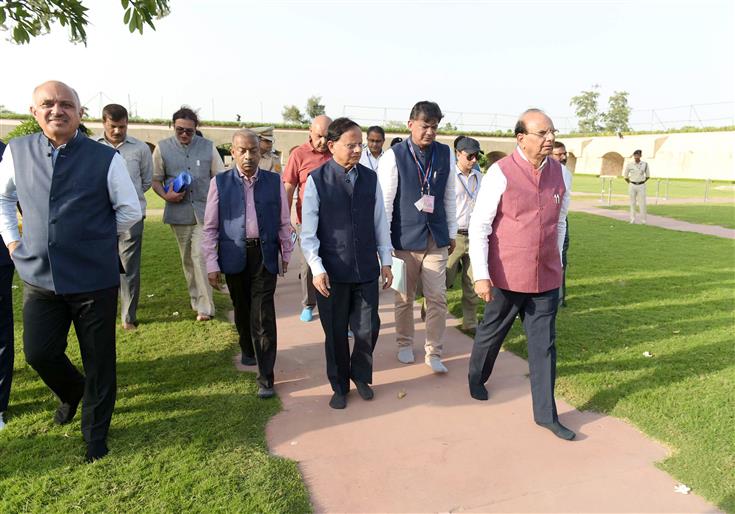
[378,101,457,374]
[0,81,142,460]
[0,141,14,432]
[202,130,295,399]
[301,118,393,410]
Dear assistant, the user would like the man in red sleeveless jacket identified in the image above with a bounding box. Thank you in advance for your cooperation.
[467,109,574,440]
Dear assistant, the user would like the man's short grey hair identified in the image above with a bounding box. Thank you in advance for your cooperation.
[232,129,259,145]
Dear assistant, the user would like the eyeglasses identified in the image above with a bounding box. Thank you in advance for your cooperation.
[175,127,195,135]
[526,129,558,139]
[342,143,363,151]
[466,153,479,161]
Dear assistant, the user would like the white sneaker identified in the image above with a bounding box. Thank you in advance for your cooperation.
[426,355,448,373]
[397,347,415,364]
[0,412,5,431]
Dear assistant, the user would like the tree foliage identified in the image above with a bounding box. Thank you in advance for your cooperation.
[603,91,632,132]
[0,0,170,45]
[570,88,603,133]
[570,87,632,133]
[305,95,325,120]
[281,105,306,124]
[3,118,41,142]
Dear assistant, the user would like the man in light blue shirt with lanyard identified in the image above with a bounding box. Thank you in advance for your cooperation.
[448,137,483,331]
[359,126,385,171]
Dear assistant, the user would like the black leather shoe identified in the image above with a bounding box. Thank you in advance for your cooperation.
[329,393,347,409]
[469,380,489,401]
[54,387,83,425]
[536,421,576,440]
[240,355,257,366]
[353,381,374,401]
[86,440,109,462]
[257,386,275,399]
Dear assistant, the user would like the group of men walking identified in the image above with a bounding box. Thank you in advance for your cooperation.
[0,80,583,461]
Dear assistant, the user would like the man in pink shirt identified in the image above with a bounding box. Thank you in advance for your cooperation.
[282,115,332,322]
[202,130,294,399]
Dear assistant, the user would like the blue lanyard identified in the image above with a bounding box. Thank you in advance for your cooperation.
[365,150,381,171]
[407,141,434,194]
[458,172,478,200]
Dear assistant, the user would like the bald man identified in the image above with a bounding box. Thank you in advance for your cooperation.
[468,109,574,440]
[282,115,332,323]
[0,81,142,460]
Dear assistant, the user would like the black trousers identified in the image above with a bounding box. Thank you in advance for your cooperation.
[468,287,560,424]
[23,282,118,443]
[0,264,14,412]
[316,279,380,395]
[225,246,277,389]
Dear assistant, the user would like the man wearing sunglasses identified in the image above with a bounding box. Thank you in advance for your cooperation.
[152,107,225,321]
[447,137,483,332]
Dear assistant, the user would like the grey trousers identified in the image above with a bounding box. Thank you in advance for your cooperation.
[468,287,560,424]
[118,219,144,325]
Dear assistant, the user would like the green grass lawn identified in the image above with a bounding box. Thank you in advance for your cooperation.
[448,213,735,512]
[0,217,311,513]
[572,174,735,200]
[145,189,166,211]
[603,203,735,229]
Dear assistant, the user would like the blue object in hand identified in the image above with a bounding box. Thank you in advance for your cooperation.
[163,171,192,193]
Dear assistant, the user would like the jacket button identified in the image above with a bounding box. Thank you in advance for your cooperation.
[49,241,55,247]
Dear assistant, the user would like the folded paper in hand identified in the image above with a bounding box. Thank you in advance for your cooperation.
[391,256,407,295]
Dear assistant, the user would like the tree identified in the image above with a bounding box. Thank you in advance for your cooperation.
[281,105,306,124]
[443,122,457,131]
[305,95,326,120]
[570,87,603,133]
[603,91,631,133]
[0,0,170,45]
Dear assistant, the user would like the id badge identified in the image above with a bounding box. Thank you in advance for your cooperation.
[421,194,435,213]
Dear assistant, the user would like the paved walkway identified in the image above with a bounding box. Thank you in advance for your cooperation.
[232,244,720,513]
[569,194,735,239]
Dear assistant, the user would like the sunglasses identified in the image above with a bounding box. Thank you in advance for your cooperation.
[175,127,195,135]
[466,153,479,161]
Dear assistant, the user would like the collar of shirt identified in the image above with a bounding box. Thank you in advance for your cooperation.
[408,137,432,167]
[364,147,383,160]
[236,166,259,185]
[95,134,133,149]
[455,163,481,180]
[515,145,548,170]
[329,159,358,183]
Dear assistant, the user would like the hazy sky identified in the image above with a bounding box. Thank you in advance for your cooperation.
[1,0,733,132]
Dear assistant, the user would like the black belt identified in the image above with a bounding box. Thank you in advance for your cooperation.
[630,181,645,185]
[457,229,469,236]
[245,238,260,248]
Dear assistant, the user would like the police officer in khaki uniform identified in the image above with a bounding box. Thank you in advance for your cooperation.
[254,127,282,173]
[623,149,650,224]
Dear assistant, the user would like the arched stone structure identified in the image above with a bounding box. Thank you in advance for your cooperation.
[601,152,624,176]
[566,152,577,172]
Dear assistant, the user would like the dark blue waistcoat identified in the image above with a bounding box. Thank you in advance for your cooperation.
[216,168,281,275]
[310,160,380,284]
[0,141,10,268]
[390,140,450,251]
[10,132,119,294]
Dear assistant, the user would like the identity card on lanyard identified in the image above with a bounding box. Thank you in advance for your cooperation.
[408,142,435,213]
